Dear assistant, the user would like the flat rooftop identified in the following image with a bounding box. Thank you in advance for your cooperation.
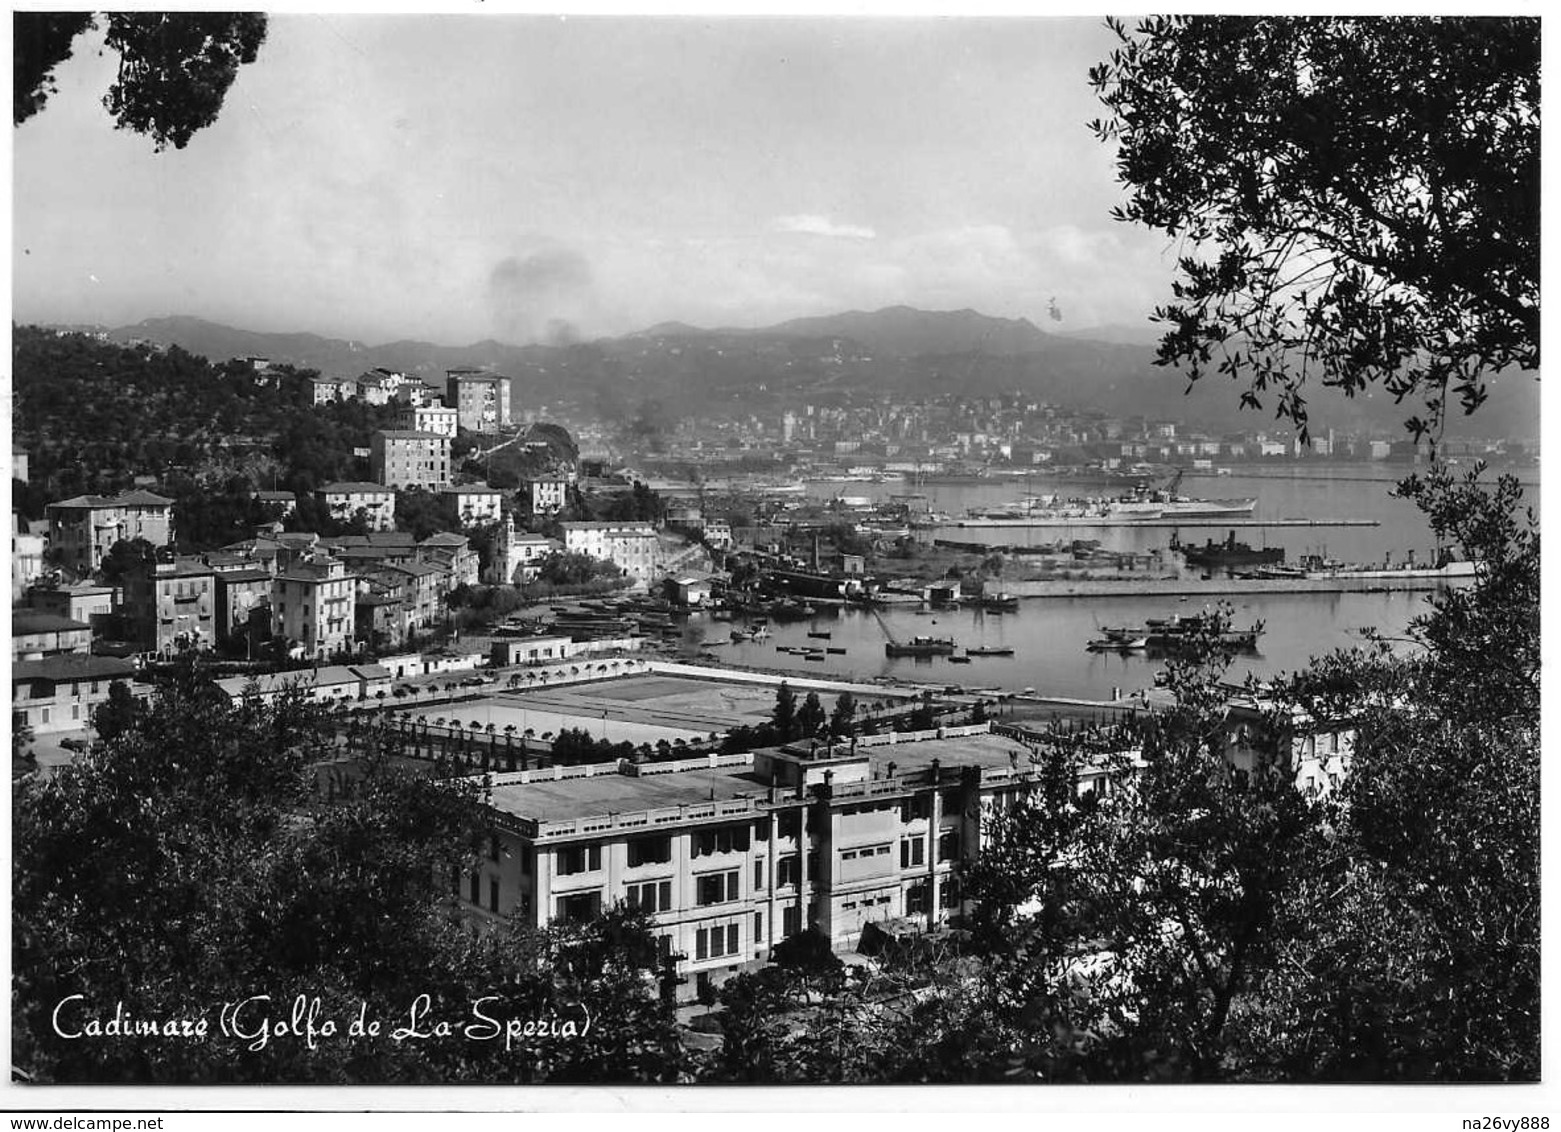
[483,728,1040,827]
[488,763,769,825]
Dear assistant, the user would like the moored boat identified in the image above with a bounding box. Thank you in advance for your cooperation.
[1143,614,1264,651]
[1087,635,1149,652]
[1175,530,1285,569]
[885,635,957,658]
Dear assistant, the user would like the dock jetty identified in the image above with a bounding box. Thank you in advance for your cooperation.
[1003,574,1474,599]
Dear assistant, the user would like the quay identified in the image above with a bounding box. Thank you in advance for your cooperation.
[1002,574,1474,599]
[954,518,1380,529]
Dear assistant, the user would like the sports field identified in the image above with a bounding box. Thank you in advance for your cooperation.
[560,675,778,725]
[395,675,781,747]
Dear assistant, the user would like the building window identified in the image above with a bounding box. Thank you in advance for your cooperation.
[627,835,672,867]
[695,922,741,961]
[487,834,502,862]
[940,879,960,909]
[488,877,500,913]
[777,854,799,887]
[938,830,959,863]
[556,891,601,924]
[469,871,481,904]
[783,904,801,938]
[626,879,672,913]
[753,858,764,889]
[696,869,740,906]
[778,812,801,840]
[556,844,602,876]
[692,824,749,858]
[901,795,931,823]
[754,910,763,943]
[906,881,930,915]
[901,838,925,869]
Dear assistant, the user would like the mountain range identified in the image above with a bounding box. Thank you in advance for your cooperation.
[57,307,1536,440]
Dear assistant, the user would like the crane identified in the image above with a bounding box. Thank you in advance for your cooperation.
[869,604,901,647]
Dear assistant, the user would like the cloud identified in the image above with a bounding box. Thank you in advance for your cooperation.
[489,247,593,295]
[771,214,877,240]
[486,244,596,344]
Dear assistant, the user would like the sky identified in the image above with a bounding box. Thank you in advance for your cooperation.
[12,13,1180,346]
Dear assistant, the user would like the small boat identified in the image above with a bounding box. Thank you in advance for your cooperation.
[807,631,832,639]
[1087,635,1149,652]
[826,647,847,655]
[885,635,957,658]
[949,655,973,664]
[1143,614,1263,650]
[804,653,827,662]
[966,645,1015,657]
[975,592,1020,612]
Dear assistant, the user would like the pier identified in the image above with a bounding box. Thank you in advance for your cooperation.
[1002,574,1474,599]
[953,518,1380,529]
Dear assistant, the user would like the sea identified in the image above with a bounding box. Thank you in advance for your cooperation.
[690,463,1539,701]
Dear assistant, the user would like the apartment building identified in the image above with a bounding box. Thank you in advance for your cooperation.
[214,568,275,653]
[522,478,568,515]
[355,370,397,406]
[13,513,46,599]
[397,403,459,438]
[317,482,397,532]
[273,556,356,660]
[446,370,512,432]
[370,431,451,490]
[28,582,116,630]
[46,490,174,576]
[253,490,299,519]
[419,532,479,589]
[440,483,505,526]
[11,611,93,660]
[121,557,218,656]
[465,725,1073,999]
[12,654,138,736]
[309,375,359,405]
[560,520,660,584]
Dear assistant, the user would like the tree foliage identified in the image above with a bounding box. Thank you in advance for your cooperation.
[771,682,797,741]
[1089,16,1539,440]
[15,12,267,151]
[796,691,826,739]
[13,671,687,1083]
[1248,465,1539,1079]
[11,328,399,506]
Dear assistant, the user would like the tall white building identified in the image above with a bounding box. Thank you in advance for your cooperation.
[560,520,659,584]
[397,403,459,438]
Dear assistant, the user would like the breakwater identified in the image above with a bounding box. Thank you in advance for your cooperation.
[1002,574,1474,599]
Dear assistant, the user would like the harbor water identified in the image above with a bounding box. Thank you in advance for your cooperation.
[740,464,1542,700]
[695,589,1435,702]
